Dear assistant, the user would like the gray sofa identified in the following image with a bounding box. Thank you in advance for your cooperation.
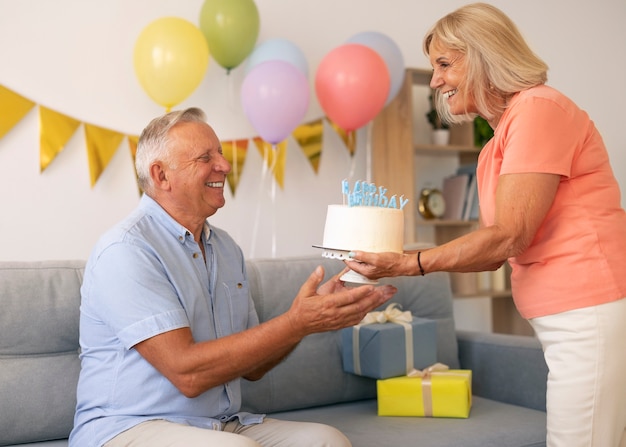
[0,256,548,447]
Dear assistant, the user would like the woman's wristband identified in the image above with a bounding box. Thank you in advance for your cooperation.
[417,251,425,276]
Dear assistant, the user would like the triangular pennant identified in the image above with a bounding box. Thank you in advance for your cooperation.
[292,119,323,173]
[253,137,287,189]
[222,139,249,196]
[0,85,36,140]
[84,123,125,187]
[327,119,357,156]
[39,106,81,172]
[127,135,141,195]
[127,135,139,162]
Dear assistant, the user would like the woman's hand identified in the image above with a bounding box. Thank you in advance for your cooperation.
[344,251,412,280]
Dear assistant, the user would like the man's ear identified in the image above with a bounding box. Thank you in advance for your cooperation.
[150,162,170,191]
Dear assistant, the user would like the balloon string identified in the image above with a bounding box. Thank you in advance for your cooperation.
[348,130,357,183]
[269,144,278,258]
[232,140,238,188]
[250,143,270,258]
[227,71,236,112]
[365,122,373,183]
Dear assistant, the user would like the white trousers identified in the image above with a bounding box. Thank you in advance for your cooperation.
[530,297,626,447]
[104,417,351,447]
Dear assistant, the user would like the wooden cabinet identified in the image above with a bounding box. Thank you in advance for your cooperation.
[371,67,533,336]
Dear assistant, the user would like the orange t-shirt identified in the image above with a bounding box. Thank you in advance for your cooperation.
[477,85,626,319]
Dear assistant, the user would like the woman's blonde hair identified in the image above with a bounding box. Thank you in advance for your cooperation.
[423,3,548,123]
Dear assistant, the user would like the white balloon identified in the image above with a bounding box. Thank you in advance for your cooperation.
[245,38,309,78]
[347,31,405,105]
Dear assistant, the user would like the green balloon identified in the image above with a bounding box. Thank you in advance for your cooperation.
[199,0,260,72]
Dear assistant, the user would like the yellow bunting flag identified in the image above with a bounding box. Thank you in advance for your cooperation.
[222,139,249,196]
[253,137,287,189]
[292,119,324,173]
[328,119,357,156]
[127,135,142,195]
[84,123,125,187]
[127,135,139,162]
[0,85,36,140]
[39,106,81,172]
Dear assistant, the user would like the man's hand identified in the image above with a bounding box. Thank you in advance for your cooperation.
[285,265,397,337]
[316,265,350,295]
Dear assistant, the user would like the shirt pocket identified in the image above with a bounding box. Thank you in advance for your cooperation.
[219,279,251,334]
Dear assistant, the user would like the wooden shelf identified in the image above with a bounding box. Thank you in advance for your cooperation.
[415,143,480,155]
[371,67,480,244]
[372,67,533,337]
[454,289,513,299]
[416,219,478,227]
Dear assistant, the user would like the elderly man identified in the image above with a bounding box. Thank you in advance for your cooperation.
[70,107,396,447]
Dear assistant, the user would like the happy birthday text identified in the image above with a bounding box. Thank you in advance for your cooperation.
[342,180,408,210]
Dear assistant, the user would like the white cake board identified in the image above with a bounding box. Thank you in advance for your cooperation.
[338,269,379,285]
[312,245,379,285]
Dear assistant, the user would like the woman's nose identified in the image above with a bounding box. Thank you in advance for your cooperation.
[430,70,443,89]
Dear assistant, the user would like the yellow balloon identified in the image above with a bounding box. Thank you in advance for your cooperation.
[134,17,209,111]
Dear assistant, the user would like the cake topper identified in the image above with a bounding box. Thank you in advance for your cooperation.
[342,179,408,210]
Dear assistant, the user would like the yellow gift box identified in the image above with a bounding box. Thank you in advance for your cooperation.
[377,364,472,418]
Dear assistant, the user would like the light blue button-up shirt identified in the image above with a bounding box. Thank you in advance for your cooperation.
[70,195,263,447]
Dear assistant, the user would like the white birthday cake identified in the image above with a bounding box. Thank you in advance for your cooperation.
[322,204,404,253]
[320,180,407,255]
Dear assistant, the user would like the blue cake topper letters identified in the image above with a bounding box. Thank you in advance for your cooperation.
[341,179,408,210]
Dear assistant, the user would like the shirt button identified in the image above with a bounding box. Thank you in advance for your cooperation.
[193,253,199,259]
[178,236,184,242]
[237,283,243,289]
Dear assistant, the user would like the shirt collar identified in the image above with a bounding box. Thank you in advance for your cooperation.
[139,194,211,245]
[203,221,212,243]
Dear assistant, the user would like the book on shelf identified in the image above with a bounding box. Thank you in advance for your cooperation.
[457,163,479,221]
[441,164,479,221]
[442,173,469,220]
[463,175,478,220]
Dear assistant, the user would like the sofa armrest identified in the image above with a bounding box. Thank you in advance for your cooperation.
[457,330,547,412]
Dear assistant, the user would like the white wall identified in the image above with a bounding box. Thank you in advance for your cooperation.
[1,0,624,264]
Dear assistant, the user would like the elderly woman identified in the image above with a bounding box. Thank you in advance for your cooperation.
[347,3,626,446]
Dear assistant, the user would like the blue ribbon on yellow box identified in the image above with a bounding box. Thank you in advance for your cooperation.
[341,303,437,379]
[377,363,472,418]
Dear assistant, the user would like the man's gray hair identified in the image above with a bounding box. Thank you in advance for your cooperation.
[135,107,207,193]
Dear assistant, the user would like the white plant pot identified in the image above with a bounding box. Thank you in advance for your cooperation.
[432,129,450,146]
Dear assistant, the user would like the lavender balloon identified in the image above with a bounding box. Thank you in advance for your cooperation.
[241,60,310,145]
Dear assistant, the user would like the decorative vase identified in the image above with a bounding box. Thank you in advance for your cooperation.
[432,129,450,146]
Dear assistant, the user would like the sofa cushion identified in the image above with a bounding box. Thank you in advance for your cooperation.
[241,255,459,414]
[0,261,84,446]
[458,330,548,411]
[270,397,546,447]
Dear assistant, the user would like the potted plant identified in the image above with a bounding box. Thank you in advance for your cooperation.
[426,93,450,145]
[474,116,494,147]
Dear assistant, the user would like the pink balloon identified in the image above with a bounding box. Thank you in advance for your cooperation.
[241,60,310,145]
[315,44,390,131]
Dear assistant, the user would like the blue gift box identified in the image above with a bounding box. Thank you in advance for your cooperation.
[341,315,437,379]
